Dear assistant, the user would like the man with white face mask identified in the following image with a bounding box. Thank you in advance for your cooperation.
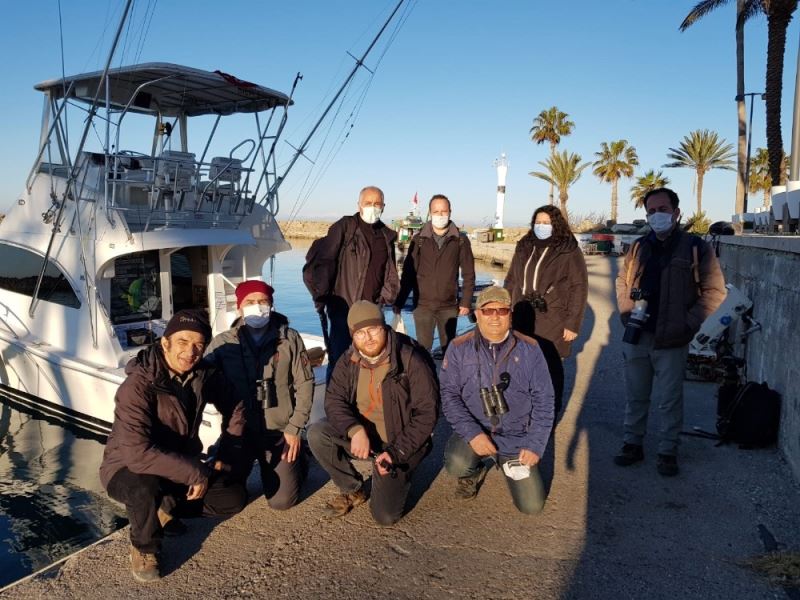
[393,194,475,353]
[204,280,315,509]
[615,188,725,477]
[303,186,400,381]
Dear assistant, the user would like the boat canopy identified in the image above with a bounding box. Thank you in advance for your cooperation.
[34,62,292,117]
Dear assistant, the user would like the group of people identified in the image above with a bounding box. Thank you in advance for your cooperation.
[100,185,725,583]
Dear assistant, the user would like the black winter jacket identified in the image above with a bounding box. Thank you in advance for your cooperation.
[324,329,439,464]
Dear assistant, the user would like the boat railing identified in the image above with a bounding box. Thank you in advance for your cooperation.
[104,148,259,231]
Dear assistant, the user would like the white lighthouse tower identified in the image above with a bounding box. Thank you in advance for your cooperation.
[493,153,508,241]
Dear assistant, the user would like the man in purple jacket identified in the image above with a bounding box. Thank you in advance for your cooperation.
[440,286,554,514]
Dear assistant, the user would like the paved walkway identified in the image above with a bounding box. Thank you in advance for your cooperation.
[3,256,799,599]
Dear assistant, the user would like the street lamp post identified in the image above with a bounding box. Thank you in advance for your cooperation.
[736,91,765,214]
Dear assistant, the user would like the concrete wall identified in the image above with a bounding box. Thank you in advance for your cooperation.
[718,236,800,482]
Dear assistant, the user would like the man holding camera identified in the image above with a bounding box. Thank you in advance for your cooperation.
[440,286,554,514]
[204,280,315,509]
[615,188,725,476]
[393,194,475,353]
[307,301,439,525]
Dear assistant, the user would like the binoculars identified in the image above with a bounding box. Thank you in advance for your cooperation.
[255,378,278,409]
[480,372,511,418]
[524,293,548,312]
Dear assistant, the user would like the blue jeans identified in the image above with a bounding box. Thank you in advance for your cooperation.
[444,432,546,515]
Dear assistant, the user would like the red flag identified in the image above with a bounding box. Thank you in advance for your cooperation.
[412,192,418,206]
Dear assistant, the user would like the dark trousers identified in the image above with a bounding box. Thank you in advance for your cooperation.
[325,302,352,383]
[307,421,422,526]
[238,430,305,510]
[106,467,247,554]
[412,305,458,351]
[444,433,546,515]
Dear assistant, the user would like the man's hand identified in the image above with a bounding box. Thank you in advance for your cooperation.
[186,479,208,501]
[563,328,578,342]
[282,432,301,463]
[374,451,393,477]
[518,449,540,467]
[212,460,231,472]
[350,428,371,460]
[469,433,497,457]
[458,306,471,317]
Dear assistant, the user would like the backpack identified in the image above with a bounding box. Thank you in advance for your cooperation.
[302,217,358,304]
[716,381,781,447]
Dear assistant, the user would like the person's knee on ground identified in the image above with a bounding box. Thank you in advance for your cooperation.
[370,500,403,527]
[513,495,546,515]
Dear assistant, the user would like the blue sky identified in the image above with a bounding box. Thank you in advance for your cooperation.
[1,0,798,226]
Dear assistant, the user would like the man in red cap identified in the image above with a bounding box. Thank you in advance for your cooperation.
[205,280,315,510]
[100,309,247,583]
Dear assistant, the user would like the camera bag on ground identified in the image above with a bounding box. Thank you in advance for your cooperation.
[716,381,780,447]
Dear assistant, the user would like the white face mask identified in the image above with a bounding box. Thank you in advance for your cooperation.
[242,303,271,329]
[431,215,450,229]
[360,206,383,225]
[533,224,553,240]
[648,212,674,234]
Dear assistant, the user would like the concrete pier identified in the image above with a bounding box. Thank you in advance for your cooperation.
[3,256,799,598]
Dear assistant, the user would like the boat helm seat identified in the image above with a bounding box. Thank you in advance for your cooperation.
[209,156,243,184]
[155,150,196,190]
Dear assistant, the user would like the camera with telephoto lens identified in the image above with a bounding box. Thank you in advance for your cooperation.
[481,372,511,417]
[255,378,278,408]
[623,288,650,345]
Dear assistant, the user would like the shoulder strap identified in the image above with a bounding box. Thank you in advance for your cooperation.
[690,236,702,296]
[625,240,642,289]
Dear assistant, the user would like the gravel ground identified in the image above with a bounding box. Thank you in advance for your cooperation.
[3,256,799,599]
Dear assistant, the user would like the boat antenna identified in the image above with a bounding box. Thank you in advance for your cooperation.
[29,0,135,319]
[262,0,407,208]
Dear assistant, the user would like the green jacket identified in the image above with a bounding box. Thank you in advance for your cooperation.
[204,312,315,436]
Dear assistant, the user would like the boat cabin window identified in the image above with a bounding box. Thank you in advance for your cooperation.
[0,243,81,308]
[109,251,162,324]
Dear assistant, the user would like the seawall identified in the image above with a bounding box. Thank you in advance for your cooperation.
[718,235,800,482]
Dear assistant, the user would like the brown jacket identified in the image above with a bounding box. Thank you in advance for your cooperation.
[303,214,400,309]
[99,345,244,489]
[395,222,476,310]
[325,329,439,464]
[616,229,726,349]
[504,233,588,357]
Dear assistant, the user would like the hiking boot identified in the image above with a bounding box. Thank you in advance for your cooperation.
[657,454,679,477]
[323,488,367,518]
[157,508,188,537]
[455,474,481,500]
[613,443,644,466]
[130,546,160,583]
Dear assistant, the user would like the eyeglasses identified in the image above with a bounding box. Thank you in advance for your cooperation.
[479,307,511,316]
[353,325,384,341]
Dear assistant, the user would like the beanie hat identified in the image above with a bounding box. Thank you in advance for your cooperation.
[347,300,385,333]
[235,280,274,308]
[163,309,212,341]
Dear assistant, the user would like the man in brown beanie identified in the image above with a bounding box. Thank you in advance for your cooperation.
[100,309,247,583]
[307,300,439,525]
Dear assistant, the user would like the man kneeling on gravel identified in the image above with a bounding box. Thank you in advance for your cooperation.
[100,309,247,583]
[307,301,439,525]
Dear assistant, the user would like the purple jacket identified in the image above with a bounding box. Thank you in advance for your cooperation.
[440,330,554,458]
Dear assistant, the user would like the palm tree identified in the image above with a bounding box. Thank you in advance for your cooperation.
[663,129,736,213]
[529,150,590,218]
[630,170,671,209]
[592,140,639,223]
[749,146,790,206]
[530,106,575,205]
[680,0,798,188]
[681,0,755,215]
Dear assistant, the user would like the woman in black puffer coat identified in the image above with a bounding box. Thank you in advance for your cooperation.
[504,206,588,412]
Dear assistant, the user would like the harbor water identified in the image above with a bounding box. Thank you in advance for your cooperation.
[0,240,506,589]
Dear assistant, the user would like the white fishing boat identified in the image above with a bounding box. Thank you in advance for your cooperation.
[0,0,408,450]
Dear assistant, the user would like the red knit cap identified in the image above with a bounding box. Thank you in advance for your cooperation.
[235,280,274,308]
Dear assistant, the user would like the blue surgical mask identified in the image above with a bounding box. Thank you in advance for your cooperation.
[647,212,674,234]
[533,224,553,240]
[242,303,271,329]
